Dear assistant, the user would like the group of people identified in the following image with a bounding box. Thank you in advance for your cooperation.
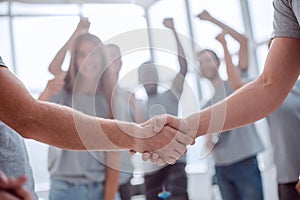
[1,0,300,199]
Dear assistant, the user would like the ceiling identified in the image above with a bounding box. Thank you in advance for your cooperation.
[0,0,160,9]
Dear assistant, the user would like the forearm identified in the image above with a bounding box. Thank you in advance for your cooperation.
[209,17,245,42]
[48,44,69,76]
[223,43,245,89]
[172,29,187,74]
[104,152,120,200]
[188,38,300,137]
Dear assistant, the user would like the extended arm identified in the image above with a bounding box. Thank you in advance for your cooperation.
[184,38,300,137]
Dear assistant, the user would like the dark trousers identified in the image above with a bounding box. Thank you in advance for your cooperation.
[144,162,188,200]
[278,182,300,200]
[215,156,264,200]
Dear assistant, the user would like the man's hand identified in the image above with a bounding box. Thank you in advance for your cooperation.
[163,18,175,30]
[0,171,33,200]
[139,115,197,165]
[196,10,212,21]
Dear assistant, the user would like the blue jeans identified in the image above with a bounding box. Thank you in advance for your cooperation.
[215,156,264,200]
[49,177,121,200]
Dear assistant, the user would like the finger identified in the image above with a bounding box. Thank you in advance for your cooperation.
[151,115,167,133]
[157,159,166,166]
[142,152,151,161]
[176,132,194,145]
[163,157,176,165]
[150,153,159,163]
[173,144,187,157]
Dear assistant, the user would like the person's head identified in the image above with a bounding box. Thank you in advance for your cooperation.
[138,61,159,95]
[196,49,220,80]
[64,33,104,92]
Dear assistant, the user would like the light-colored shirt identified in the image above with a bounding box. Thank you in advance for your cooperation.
[48,89,108,184]
[203,81,264,166]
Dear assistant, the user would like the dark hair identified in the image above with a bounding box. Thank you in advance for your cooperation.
[64,33,103,93]
[198,49,220,62]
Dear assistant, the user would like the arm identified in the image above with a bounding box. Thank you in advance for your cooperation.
[163,18,188,97]
[216,32,246,90]
[104,152,120,200]
[183,38,300,137]
[48,18,90,77]
[198,10,249,71]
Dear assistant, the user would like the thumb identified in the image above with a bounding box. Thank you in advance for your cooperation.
[151,114,181,133]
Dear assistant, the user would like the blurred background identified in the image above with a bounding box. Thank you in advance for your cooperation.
[0,0,277,199]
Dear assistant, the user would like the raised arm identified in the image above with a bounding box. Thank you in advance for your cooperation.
[48,18,90,77]
[215,32,246,90]
[163,18,188,96]
[198,10,249,71]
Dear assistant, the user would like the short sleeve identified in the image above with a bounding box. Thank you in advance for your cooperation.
[0,56,7,67]
[272,0,300,38]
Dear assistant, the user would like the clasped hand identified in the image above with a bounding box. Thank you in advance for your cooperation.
[132,114,196,166]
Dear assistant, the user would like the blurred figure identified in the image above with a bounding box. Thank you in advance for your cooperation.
[138,18,189,200]
[197,10,264,200]
[220,35,300,200]
[39,32,120,200]
[103,44,145,200]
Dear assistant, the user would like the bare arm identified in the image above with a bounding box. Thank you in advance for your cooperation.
[48,18,90,77]
[184,38,300,137]
[163,18,188,97]
[216,32,246,90]
[104,152,120,200]
[198,10,249,71]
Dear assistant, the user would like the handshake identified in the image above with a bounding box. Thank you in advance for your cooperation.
[116,114,198,166]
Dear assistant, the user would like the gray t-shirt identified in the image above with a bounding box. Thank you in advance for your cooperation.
[266,80,300,183]
[0,122,37,199]
[272,0,300,38]
[0,57,37,199]
[48,89,108,184]
[203,81,264,166]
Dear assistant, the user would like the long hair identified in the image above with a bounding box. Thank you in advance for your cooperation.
[64,33,103,93]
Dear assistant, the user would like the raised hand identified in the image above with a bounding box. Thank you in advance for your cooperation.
[197,10,212,21]
[163,18,175,30]
[75,17,90,34]
[0,171,33,200]
[215,31,227,45]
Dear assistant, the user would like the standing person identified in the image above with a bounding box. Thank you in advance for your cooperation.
[39,33,120,200]
[138,18,189,200]
[145,1,300,178]
[217,33,300,200]
[103,44,145,200]
[197,26,264,199]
